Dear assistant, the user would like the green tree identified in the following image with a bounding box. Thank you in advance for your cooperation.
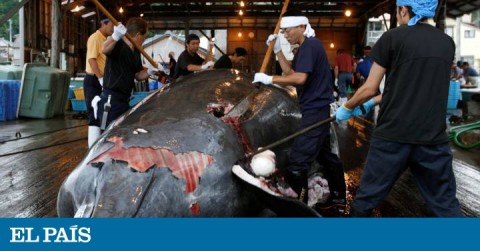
[0,0,20,41]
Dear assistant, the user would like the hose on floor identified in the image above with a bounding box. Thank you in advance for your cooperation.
[448,120,480,149]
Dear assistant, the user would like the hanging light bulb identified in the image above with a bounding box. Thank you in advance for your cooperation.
[240,1,245,7]
[345,9,352,17]
[140,13,144,17]
[119,7,124,14]
[330,42,335,48]
[239,10,244,16]
[238,32,243,37]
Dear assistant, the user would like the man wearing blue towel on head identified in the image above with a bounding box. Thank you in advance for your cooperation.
[335,0,463,217]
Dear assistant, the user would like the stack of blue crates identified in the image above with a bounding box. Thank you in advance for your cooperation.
[447,80,460,109]
[70,81,87,112]
[0,80,21,121]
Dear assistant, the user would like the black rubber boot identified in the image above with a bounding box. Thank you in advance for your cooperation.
[285,170,308,204]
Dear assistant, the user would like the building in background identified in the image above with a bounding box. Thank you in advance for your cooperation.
[445,13,480,71]
[0,37,12,63]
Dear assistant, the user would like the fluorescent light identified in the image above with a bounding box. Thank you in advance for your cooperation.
[70,5,85,12]
[82,11,96,18]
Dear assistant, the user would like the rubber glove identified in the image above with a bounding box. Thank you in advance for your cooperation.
[112,24,127,41]
[352,98,376,116]
[91,95,101,120]
[335,104,354,122]
[266,34,282,54]
[201,61,214,70]
[147,63,165,75]
[253,73,273,85]
[98,77,103,87]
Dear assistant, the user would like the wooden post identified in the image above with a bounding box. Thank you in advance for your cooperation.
[51,0,62,68]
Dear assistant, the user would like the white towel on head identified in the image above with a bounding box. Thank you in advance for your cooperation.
[280,16,316,38]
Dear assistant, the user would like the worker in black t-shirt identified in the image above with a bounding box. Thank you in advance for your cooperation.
[213,47,247,69]
[95,18,164,130]
[174,34,214,79]
[336,0,463,217]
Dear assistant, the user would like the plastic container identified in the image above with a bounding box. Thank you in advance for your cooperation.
[67,86,75,99]
[129,92,150,107]
[18,63,70,119]
[70,78,84,89]
[447,80,460,109]
[71,99,87,111]
[0,65,23,80]
[0,80,20,121]
[73,87,85,99]
[149,80,159,90]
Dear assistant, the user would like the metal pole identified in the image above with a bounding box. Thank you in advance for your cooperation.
[19,0,24,66]
[9,19,12,44]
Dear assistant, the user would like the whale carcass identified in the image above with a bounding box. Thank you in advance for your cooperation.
[57,69,306,217]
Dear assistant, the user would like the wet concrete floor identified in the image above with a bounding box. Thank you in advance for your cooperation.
[0,112,479,217]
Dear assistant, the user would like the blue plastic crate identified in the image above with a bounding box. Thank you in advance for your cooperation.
[149,81,159,90]
[447,80,460,109]
[148,80,164,91]
[67,85,75,99]
[71,99,87,111]
[129,92,150,107]
[8,81,20,119]
[0,80,20,121]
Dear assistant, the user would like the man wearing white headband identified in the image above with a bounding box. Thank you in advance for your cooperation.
[336,0,463,217]
[253,10,346,210]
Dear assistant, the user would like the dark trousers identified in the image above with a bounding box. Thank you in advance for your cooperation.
[83,74,102,126]
[338,72,352,98]
[288,106,346,199]
[351,137,463,217]
[97,90,130,130]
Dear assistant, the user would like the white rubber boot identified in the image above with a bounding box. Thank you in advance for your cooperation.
[88,126,101,147]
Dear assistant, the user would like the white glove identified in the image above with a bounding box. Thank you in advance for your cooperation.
[98,77,103,87]
[147,63,165,75]
[266,34,282,54]
[253,73,273,85]
[112,24,127,41]
[91,95,101,120]
[201,61,214,70]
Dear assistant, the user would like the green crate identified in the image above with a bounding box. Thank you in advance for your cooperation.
[0,65,23,80]
[18,63,70,119]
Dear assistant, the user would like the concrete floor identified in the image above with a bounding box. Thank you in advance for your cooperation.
[0,111,479,217]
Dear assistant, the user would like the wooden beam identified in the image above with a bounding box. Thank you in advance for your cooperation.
[0,0,31,27]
